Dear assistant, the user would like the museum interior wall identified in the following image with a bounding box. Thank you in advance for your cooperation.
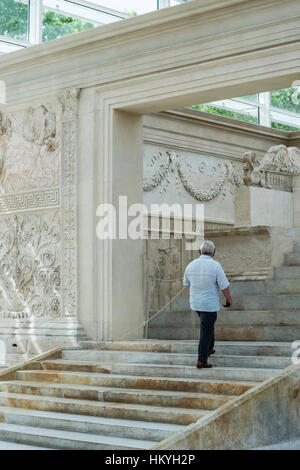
[143,109,300,319]
[0,91,87,355]
[0,99,299,347]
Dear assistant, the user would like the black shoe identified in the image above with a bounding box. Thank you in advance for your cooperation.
[197,361,213,369]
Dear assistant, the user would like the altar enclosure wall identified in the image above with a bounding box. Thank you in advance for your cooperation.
[142,109,300,315]
[0,101,299,339]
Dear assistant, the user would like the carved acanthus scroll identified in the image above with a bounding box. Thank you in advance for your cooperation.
[0,211,61,319]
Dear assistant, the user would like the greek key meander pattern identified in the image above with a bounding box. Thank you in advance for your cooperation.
[0,188,60,213]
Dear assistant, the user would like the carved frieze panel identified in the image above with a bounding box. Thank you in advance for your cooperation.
[0,103,60,194]
[143,146,244,225]
[143,147,244,202]
[242,145,300,191]
[0,90,79,321]
[0,211,61,320]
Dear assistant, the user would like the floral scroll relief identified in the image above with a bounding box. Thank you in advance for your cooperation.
[143,150,243,201]
[0,211,61,320]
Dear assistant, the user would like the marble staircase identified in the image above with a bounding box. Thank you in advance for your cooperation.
[148,239,300,342]
[0,236,298,449]
[0,339,291,449]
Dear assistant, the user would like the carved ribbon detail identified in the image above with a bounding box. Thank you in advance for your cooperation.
[143,150,243,201]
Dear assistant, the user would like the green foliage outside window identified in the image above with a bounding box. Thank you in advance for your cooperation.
[0,0,28,41]
[191,104,258,124]
[42,11,95,42]
[271,88,300,114]
[271,122,299,132]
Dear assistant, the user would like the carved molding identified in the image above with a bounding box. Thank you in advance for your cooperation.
[0,188,60,214]
[58,88,80,122]
[143,150,243,201]
[59,88,80,318]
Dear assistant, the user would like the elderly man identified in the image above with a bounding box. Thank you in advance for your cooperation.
[183,240,232,369]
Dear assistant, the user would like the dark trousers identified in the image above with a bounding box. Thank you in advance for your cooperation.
[196,311,217,363]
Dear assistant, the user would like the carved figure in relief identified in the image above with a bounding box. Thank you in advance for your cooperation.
[0,112,11,137]
[0,105,59,193]
[242,151,265,187]
[23,105,56,151]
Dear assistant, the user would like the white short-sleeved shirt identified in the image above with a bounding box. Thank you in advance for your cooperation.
[183,255,229,312]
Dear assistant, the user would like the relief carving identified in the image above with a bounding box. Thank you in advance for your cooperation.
[0,105,60,194]
[0,211,61,320]
[0,89,79,322]
[242,145,300,189]
[143,150,243,201]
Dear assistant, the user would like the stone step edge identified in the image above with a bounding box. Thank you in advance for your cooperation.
[0,391,209,416]
[16,369,258,386]
[0,422,157,449]
[0,405,185,431]
[0,380,237,401]
[39,360,282,373]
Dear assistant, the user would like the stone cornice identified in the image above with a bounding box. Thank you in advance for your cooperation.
[143,109,296,161]
[150,109,291,142]
[0,0,299,105]
[0,0,283,68]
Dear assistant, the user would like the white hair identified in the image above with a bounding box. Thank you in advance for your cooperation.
[200,240,215,255]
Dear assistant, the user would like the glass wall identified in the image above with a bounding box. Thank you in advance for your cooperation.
[0,0,29,42]
[193,88,300,132]
[0,1,299,132]
[0,0,190,50]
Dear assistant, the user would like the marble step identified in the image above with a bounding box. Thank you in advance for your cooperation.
[230,279,300,295]
[16,370,255,395]
[253,437,300,450]
[284,252,300,266]
[37,360,278,381]
[0,439,51,450]
[293,241,300,252]
[0,327,86,337]
[60,350,290,369]
[284,228,300,238]
[217,310,300,326]
[0,406,183,442]
[0,422,156,450]
[274,266,300,279]
[88,340,292,357]
[231,294,300,310]
[0,381,234,410]
[148,310,300,327]
[0,392,208,425]
[148,325,300,342]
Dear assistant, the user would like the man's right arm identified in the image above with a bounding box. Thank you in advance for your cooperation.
[217,264,232,308]
[222,286,232,308]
